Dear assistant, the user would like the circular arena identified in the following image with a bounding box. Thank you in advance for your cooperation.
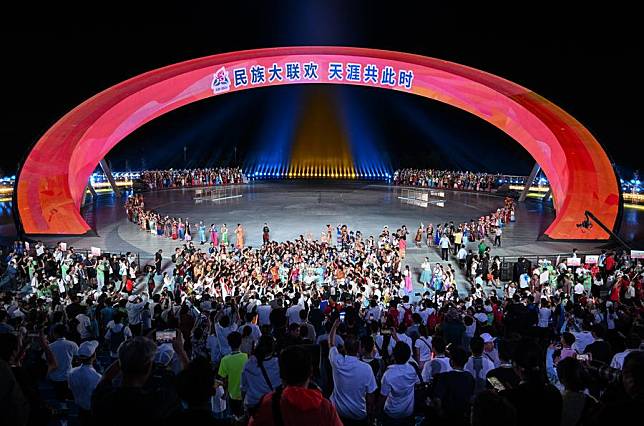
[1,8,642,426]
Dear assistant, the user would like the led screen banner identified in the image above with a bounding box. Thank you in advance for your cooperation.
[16,46,620,239]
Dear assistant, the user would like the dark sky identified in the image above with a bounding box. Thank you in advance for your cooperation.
[0,2,639,178]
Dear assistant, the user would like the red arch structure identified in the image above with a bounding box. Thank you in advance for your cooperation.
[16,47,620,239]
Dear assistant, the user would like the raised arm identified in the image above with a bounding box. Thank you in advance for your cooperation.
[329,319,340,348]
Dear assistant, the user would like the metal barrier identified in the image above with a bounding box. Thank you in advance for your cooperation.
[497,252,616,282]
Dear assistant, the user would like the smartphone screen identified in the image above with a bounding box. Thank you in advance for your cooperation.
[487,376,505,391]
[156,330,176,344]
[339,312,346,322]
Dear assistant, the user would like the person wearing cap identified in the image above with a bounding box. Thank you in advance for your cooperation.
[68,340,101,425]
[480,333,500,367]
[465,336,495,394]
[92,336,180,425]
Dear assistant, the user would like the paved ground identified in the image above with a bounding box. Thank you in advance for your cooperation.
[16,180,617,296]
[31,181,609,255]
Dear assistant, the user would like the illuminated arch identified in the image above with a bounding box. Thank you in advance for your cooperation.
[16,46,620,239]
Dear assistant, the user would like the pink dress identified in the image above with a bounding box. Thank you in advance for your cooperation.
[405,273,413,292]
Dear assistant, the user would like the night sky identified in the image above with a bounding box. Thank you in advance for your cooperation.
[0,3,639,179]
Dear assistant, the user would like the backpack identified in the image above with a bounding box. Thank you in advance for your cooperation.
[109,325,126,353]
[388,308,400,327]
[427,311,439,332]
[403,306,414,327]
[472,357,487,394]
[125,278,134,292]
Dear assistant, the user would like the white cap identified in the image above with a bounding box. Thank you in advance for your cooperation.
[78,340,99,358]
[480,333,496,344]
[127,295,137,302]
[154,344,175,365]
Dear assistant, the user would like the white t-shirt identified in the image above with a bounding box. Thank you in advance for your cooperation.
[538,308,552,328]
[104,322,133,358]
[211,386,227,413]
[206,334,222,364]
[572,331,595,353]
[48,338,79,382]
[286,304,304,325]
[375,333,413,357]
[421,355,452,382]
[414,337,433,362]
[76,314,92,340]
[381,363,420,418]
[329,346,378,420]
[440,237,450,249]
[367,306,383,323]
[417,308,434,325]
[257,304,272,326]
[464,356,495,382]
[610,349,640,370]
[215,323,238,356]
[240,356,281,407]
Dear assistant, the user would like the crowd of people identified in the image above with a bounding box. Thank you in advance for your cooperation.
[138,168,244,191]
[393,169,505,192]
[1,199,643,426]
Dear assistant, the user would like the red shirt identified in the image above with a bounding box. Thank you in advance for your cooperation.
[250,386,342,426]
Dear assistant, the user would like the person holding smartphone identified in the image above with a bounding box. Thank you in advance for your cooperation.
[328,319,378,424]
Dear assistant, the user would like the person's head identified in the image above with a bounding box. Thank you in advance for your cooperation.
[288,322,300,337]
[299,309,309,322]
[625,333,642,350]
[343,336,360,357]
[279,345,312,387]
[470,336,484,356]
[392,341,411,364]
[219,315,231,328]
[227,331,242,350]
[561,332,575,347]
[556,357,587,392]
[497,338,515,363]
[254,335,275,361]
[78,340,99,365]
[360,335,375,357]
[622,351,644,399]
[0,333,20,363]
[242,325,252,338]
[53,323,67,339]
[591,324,605,340]
[471,390,517,426]
[512,339,546,384]
[118,337,157,383]
[481,333,496,352]
[432,336,447,355]
[176,357,215,408]
[448,346,468,369]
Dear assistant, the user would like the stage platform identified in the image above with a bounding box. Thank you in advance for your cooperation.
[3,180,639,296]
[26,180,617,258]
